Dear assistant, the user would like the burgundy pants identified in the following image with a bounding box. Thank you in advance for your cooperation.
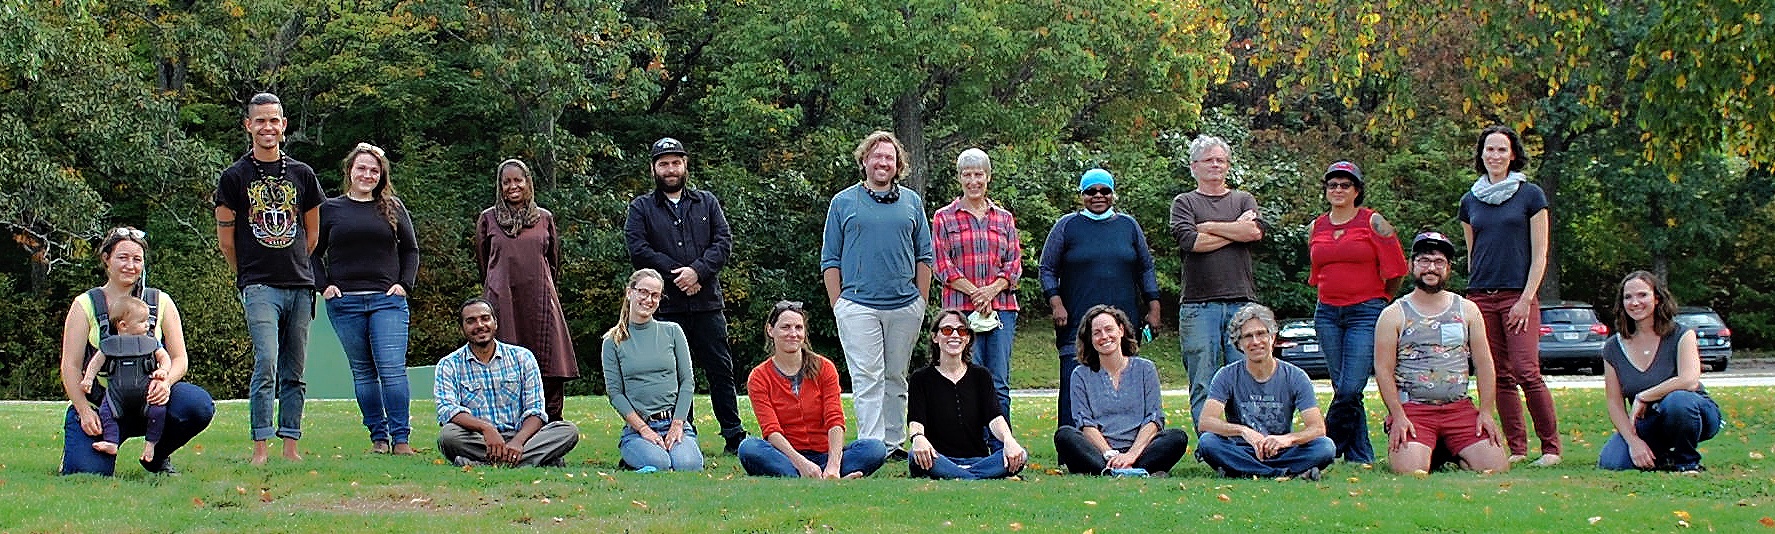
[1468,290,1561,456]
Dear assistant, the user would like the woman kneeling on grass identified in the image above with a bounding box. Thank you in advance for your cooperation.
[906,310,1028,479]
[602,269,704,472]
[1597,271,1722,473]
[1053,305,1190,476]
[737,301,886,478]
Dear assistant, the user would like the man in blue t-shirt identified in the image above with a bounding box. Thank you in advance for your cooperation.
[1196,303,1336,479]
[820,131,934,459]
[214,92,324,466]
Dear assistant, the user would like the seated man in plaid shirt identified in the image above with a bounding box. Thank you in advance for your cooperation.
[435,298,580,467]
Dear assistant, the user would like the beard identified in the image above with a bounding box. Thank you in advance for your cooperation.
[1414,274,1446,293]
[654,175,684,194]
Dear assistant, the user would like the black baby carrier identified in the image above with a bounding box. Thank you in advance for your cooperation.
[84,288,162,425]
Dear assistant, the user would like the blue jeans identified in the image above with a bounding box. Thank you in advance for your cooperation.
[1598,390,1722,471]
[63,382,214,475]
[909,449,1018,480]
[619,418,705,471]
[737,437,886,478]
[972,310,1017,443]
[1315,299,1386,464]
[242,285,313,441]
[1056,337,1081,429]
[1180,301,1245,427]
[326,293,412,445]
[1196,433,1336,478]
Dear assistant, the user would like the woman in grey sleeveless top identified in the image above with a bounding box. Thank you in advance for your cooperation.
[1597,271,1720,473]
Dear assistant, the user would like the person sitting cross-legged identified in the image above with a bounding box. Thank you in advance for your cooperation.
[434,298,580,468]
[1052,305,1190,476]
[1196,303,1336,480]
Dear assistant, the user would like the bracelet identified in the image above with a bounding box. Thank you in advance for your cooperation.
[909,432,925,441]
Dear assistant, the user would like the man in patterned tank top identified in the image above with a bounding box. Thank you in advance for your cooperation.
[1372,232,1510,475]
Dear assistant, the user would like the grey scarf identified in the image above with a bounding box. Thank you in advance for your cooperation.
[1470,172,1527,205]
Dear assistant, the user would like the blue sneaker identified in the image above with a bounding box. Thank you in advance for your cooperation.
[1106,467,1149,477]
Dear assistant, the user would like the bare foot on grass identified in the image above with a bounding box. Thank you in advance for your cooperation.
[251,440,270,466]
[282,438,302,462]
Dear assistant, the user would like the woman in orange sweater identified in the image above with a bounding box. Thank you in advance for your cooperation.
[737,301,887,478]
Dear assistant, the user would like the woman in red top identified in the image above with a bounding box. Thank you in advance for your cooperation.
[1307,161,1408,466]
[738,301,887,478]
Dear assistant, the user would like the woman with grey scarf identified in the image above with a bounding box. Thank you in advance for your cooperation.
[1457,125,1562,467]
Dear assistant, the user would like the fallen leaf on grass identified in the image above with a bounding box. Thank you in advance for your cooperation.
[1346,477,1360,483]
[1009,522,1023,531]
[1759,516,1774,527]
[553,518,563,523]
[1588,517,1601,525]
[1751,451,1765,460]
[1210,514,1225,521]
[1083,500,1097,506]
[1216,494,1231,502]
[259,489,272,503]
[236,486,247,495]
[541,497,552,504]
[192,498,205,508]
[632,500,650,510]
[409,498,431,505]
[1674,511,1692,522]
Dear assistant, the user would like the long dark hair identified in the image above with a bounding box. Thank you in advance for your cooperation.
[1613,270,1678,339]
[99,226,149,296]
[927,310,975,366]
[766,301,823,380]
[1473,124,1528,175]
[1074,305,1139,371]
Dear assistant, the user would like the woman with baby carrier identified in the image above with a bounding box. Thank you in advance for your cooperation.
[59,227,216,476]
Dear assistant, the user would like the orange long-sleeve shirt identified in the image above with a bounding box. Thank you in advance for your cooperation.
[747,355,846,452]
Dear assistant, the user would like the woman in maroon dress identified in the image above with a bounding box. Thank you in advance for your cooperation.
[477,158,578,422]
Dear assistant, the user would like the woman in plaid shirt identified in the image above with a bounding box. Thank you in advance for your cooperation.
[931,148,1023,430]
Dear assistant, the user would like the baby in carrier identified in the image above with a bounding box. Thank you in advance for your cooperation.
[79,296,173,463]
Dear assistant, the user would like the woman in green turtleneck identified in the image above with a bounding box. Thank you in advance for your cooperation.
[602,268,704,471]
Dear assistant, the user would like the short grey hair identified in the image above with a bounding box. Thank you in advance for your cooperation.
[956,148,991,172]
[1226,303,1278,346]
[1188,134,1232,163]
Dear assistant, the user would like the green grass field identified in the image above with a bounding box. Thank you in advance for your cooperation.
[6,382,1774,532]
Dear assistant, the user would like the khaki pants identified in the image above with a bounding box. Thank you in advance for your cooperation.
[437,420,579,467]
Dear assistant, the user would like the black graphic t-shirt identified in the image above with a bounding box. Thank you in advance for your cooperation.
[214,152,325,289]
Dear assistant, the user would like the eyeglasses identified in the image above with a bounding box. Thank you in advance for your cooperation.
[1414,257,1449,267]
[109,227,146,240]
[1081,187,1114,197]
[630,287,663,301]
[935,325,971,337]
[1193,157,1230,166]
[1237,331,1272,344]
[1324,181,1356,190]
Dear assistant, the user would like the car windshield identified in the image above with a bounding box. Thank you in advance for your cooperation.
[1541,308,1595,324]
[1677,313,1724,328]
[1279,322,1315,338]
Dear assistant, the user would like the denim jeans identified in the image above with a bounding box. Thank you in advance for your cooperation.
[242,284,313,441]
[1197,433,1336,478]
[972,310,1017,444]
[618,418,705,471]
[909,450,1017,480]
[833,298,925,450]
[1598,390,1723,470]
[1180,301,1245,427]
[737,437,887,478]
[1056,336,1081,429]
[1315,298,1387,464]
[62,382,215,475]
[326,292,412,445]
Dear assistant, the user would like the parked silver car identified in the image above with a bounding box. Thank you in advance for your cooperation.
[1538,301,1609,374]
[1675,306,1732,372]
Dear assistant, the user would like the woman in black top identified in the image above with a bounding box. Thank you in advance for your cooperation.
[313,143,420,455]
[906,310,1027,479]
[1597,271,1721,472]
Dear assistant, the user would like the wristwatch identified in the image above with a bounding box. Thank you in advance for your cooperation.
[1102,449,1120,460]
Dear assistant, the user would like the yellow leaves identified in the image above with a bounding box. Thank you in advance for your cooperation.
[1660,49,1674,61]
[1675,74,1688,89]
[1301,26,1314,40]
[1216,493,1231,502]
[1674,510,1692,528]
[1362,13,1381,26]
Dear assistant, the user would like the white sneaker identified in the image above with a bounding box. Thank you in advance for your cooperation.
[1531,454,1562,467]
[1507,454,1528,464]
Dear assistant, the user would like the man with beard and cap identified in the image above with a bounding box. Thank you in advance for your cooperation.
[1372,232,1510,475]
[624,137,748,455]
[435,299,580,467]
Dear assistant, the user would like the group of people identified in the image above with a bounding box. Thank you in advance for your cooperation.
[58,93,1721,480]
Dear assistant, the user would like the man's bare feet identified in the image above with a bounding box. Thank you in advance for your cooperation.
[281,437,302,462]
[141,441,158,463]
[392,443,417,456]
[251,440,270,466]
[93,441,119,455]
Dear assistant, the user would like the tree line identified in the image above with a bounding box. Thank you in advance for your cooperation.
[2,0,1771,399]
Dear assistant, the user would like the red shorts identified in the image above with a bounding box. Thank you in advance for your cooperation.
[1385,400,1485,455]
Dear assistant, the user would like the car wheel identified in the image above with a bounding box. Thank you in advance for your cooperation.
[1712,358,1728,372]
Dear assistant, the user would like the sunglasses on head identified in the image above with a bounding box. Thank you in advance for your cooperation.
[1081,187,1113,197]
[109,227,146,240]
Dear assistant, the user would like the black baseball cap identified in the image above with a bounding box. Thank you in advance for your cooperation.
[650,137,687,160]
[1411,231,1457,258]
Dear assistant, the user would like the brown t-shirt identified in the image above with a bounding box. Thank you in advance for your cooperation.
[1169,189,1261,303]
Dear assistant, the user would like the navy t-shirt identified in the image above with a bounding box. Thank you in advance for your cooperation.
[214,152,325,289]
[1206,360,1317,436]
[1458,182,1548,290]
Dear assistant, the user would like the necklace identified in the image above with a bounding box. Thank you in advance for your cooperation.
[253,149,288,180]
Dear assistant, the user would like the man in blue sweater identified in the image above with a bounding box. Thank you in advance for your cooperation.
[821,131,934,460]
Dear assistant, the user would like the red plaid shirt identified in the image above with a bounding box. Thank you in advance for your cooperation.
[931,199,1023,312]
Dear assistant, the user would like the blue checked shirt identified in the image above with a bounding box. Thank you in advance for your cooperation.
[434,341,547,432]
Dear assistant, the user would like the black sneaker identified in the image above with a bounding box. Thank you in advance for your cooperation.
[724,433,746,456]
[141,458,179,476]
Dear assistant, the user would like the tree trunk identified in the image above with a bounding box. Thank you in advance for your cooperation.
[1537,129,1568,302]
[891,89,928,196]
